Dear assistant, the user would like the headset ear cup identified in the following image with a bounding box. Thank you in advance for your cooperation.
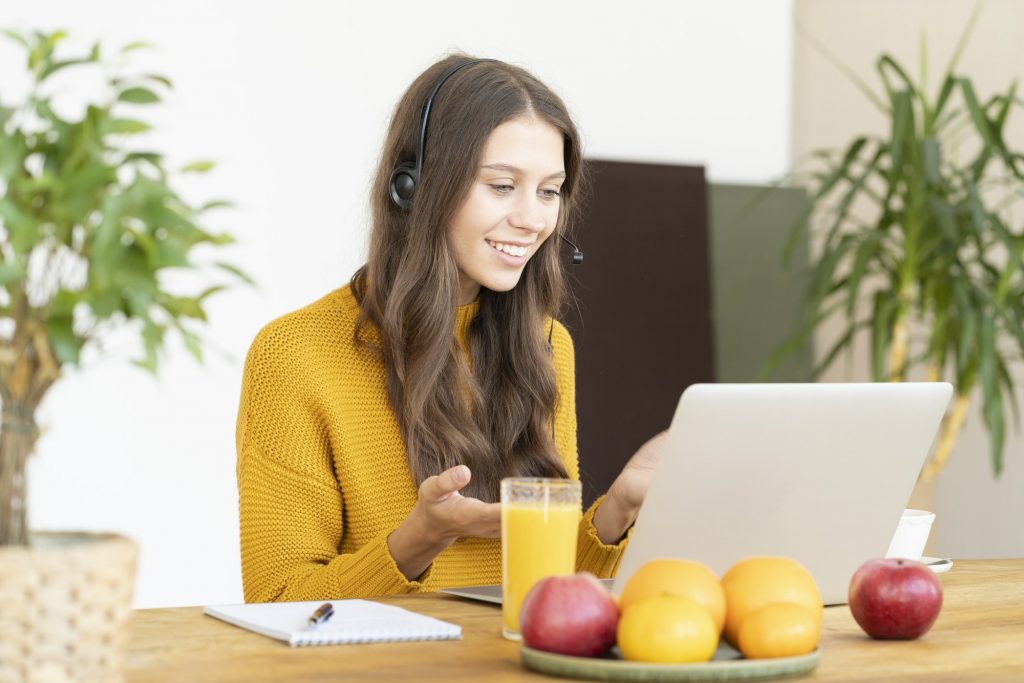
[389,162,418,211]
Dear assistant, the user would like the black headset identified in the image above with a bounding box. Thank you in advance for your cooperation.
[387,58,584,265]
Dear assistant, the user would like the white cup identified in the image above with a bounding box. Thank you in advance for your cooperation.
[885,508,936,560]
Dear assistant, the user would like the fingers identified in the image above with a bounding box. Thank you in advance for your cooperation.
[470,501,502,538]
[420,465,471,502]
[417,469,503,539]
[447,500,500,539]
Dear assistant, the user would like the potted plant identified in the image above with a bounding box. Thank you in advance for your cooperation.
[767,13,1024,482]
[0,29,247,680]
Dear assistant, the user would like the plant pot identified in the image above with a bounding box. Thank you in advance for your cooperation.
[0,533,137,683]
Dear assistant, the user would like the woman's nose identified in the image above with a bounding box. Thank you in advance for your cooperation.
[508,195,547,233]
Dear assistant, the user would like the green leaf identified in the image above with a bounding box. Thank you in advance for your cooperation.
[86,290,123,319]
[121,41,154,53]
[106,118,152,134]
[0,200,38,254]
[758,298,846,381]
[1,29,29,50]
[998,306,1024,360]
[889,90,914,177]
[927,196,958,243]
[781,203,815,268]
[810,321,866,380]
[921,138,942,186]
[173,320,203,363]
[0,128,28,182]
[143,73,173,88]
[206,232,235,246]
[159,293,205,320]
[214,261,256,286]
[180,160,216,173]
[137,317,164,373]
[846,233,882,316]
[795,23,888,113]
[182,329,203,362]
[49,290,80,317]
[199,200,235,213]
[871,291,899,381]
[46,315,81,365]
[809,233,859,310]
[960,77,1000,149]
[28,30,67,73]
[197,285,227,302]
[995,351,1021,434]
[117,87,160,104]
[813,137,869,203]
[827,144,886,227]
[125,151,164,167]
[40,57,96,80]
[953,281,978,388]
[989,216,1024,299]
[929,76,957,134]
[925,287,950,371]
[977,316,1005,476]
[877,55,922,113]
[941,0,983,81]
[0,262,25,285]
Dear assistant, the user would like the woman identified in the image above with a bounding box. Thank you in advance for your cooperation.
[236,54,667,603]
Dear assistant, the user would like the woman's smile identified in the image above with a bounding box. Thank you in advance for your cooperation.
[485,239,531,259]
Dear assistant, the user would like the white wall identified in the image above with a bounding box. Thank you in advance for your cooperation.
[3,1,794,607]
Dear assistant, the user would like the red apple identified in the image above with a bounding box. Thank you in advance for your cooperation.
[519,572,619,657]
[848,558,943,640]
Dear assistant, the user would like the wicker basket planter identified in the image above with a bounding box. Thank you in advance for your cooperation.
[0,533,138,683]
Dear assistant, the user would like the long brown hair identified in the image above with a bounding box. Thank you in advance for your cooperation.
[351,54,587,502]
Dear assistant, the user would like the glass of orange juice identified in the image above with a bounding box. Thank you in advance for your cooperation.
[500,477,581,640]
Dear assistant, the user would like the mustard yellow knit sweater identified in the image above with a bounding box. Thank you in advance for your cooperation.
[236,284,628,603]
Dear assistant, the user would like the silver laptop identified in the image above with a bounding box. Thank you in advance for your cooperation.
[441,578,615,605]
[443,382,951,606]
[612,382,951,605]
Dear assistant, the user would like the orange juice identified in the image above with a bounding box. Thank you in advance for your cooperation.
[501,500,579,638]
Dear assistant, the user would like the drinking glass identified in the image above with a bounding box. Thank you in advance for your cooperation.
[500,477,581,640]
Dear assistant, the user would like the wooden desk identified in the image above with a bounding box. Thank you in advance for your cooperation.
[126,559,1024,682]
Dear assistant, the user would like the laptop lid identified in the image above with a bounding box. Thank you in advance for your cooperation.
[611,382,952,605]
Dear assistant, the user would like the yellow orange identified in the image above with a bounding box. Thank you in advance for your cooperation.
[720,556,823,646]
[619,558,727,633]
[617,596,719,664]
[737,603,820,659]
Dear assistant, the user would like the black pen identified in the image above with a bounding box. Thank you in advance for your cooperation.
[306,602,334,629]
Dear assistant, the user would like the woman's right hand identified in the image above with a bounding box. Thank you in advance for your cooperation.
[387,465,500,580]
[415,465,502,542]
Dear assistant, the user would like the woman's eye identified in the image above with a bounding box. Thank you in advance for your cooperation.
[489,184,514,195]
[540,188,562,200]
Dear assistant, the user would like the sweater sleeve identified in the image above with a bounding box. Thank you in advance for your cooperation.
[235,321,428,602]
[548,320,630,579]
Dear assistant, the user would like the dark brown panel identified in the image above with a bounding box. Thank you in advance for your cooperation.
[562,160,715,506]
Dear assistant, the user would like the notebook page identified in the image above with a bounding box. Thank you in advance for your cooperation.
[203,599,462,647]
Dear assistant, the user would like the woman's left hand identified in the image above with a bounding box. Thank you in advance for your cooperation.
[593,430,669,545]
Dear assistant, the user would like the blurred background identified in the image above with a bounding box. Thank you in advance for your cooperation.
[2,0,1020,608]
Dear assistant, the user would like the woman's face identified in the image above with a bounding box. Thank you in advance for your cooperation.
[448,116,565,305]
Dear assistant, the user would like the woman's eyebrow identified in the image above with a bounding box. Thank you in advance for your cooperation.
[480,163,566,180]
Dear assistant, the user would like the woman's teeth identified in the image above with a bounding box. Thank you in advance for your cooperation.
[486,240,528,257]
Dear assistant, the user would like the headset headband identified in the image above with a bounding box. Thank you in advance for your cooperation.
[388,59,495,210]
[415,59,496,180]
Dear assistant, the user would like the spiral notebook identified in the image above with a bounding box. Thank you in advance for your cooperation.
[203,599,462,647]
